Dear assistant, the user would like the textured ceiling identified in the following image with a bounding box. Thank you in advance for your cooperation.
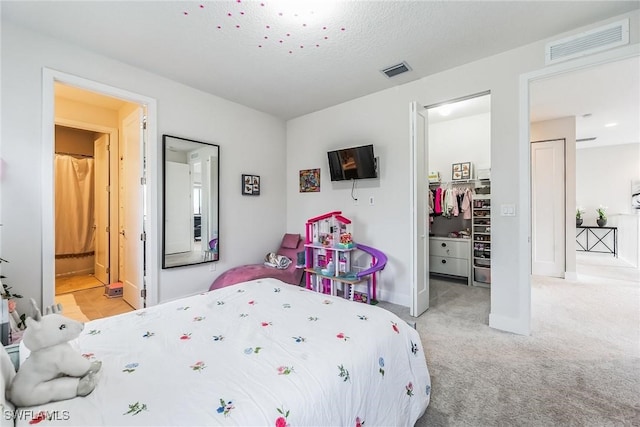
[3,1,639,121]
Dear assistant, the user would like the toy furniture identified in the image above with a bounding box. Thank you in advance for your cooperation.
[209,233,304,290]
[304,211,387,303]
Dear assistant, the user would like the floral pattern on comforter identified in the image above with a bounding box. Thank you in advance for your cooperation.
[16,278,430,426]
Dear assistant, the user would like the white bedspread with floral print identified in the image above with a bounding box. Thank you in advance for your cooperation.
[15,278,430,426]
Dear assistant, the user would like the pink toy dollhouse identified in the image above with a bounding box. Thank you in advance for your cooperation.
[304,211,386,304]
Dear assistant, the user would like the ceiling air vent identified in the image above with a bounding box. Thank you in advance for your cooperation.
[576,137,597,143]
[381,61,412,78]
[545,19,629,65]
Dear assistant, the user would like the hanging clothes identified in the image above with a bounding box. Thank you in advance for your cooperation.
[460,187,474,220]
[443,187,456,218]
[434,187,443,215]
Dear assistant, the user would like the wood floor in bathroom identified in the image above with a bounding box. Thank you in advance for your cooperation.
[55,275,134,321]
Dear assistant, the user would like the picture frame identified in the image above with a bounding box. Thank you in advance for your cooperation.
[242,174,260,195]
[299,168,320,192]
[452,162,472,181]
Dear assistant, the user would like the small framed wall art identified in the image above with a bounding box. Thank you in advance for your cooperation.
[452,162,472,181]
[242,174,260,195]
[299,168,320,192]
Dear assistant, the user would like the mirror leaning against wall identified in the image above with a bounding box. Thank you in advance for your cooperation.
[162,135,220,268]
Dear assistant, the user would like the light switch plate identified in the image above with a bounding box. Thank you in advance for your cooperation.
[500,204,516,216]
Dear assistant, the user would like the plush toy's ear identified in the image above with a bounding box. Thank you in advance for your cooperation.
[29,298,42,321]
[25,316,40,330]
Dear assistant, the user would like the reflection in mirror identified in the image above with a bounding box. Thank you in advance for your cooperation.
[162,135,219,268]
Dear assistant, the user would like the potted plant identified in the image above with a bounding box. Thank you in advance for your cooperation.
[0,257,27,344]
[576,208,584,227]
[596,206,607,227]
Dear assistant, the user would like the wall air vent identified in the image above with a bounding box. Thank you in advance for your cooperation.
[381,61,412,78]
[576,137,597,143]
[545,19,629,65]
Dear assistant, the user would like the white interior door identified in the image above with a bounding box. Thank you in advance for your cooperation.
[410,101,429,317]
[94,134,110,285]
[531,139,565,277]
[120,108,144,309]
[165,161,192,254]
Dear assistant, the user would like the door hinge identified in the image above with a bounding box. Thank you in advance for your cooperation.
[106,267,110,274]
[140,177,146,185]
[106,226,110,233]
[106,185,110,193]
[140,232,146,241]
[141,289,147,299]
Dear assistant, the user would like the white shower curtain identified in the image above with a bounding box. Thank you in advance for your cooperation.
[55,154,95,258]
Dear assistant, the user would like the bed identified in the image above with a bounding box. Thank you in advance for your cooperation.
[2,278,430,426]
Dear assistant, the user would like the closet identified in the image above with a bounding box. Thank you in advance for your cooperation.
[426,92,491,287]
[428,181,474,284]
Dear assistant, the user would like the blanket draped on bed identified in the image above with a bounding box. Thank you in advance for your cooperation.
[14,278,430,426]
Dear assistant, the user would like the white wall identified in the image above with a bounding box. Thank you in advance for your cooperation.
[577,143,640,266]
[286,10,640,334]
[576,143,640,221]
[428,112,491,181]
[0,22,287,313]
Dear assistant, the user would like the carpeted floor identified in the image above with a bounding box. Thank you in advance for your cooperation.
[380,253,639,426]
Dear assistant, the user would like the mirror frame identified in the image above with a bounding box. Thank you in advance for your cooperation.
[162,134,220,269]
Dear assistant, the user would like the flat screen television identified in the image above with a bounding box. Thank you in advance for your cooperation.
[327,144,378,181]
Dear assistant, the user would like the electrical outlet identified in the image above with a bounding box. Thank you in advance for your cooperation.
[369,196,375,206]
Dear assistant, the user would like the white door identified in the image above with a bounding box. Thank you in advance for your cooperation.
[531,139,565,277]
[165,161,192,254]
[120,109,145,309]
[410,101,429,317]
[94,134,110,285]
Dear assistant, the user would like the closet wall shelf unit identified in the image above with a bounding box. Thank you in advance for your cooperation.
[472,190,491,287]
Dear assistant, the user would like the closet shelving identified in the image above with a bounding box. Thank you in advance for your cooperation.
[472,184,491,287]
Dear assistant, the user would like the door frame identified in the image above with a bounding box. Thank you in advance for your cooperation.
[41,68,159,310]
[518,44,640,335]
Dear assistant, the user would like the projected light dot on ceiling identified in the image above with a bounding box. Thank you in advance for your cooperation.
[182,1,345,54]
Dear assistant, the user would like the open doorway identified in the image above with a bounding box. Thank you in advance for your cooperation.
[54,125,109,294]
[529,55,640,282]
[41,72,158,320]
[410,92,492,320]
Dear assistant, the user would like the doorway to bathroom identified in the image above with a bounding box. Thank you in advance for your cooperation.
[48,81,146,318]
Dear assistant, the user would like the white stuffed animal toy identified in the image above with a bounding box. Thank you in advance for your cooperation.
[7,299,101,407]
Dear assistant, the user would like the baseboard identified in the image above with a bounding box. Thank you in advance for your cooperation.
[489,312,530,336]
[375,288,409,307]
[564,271,578,281]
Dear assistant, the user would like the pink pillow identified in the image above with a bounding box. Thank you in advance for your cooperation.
[281,233,301,249]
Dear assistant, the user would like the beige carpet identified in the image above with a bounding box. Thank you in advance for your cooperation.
[379,261,640,426]
[54,294,90,322]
